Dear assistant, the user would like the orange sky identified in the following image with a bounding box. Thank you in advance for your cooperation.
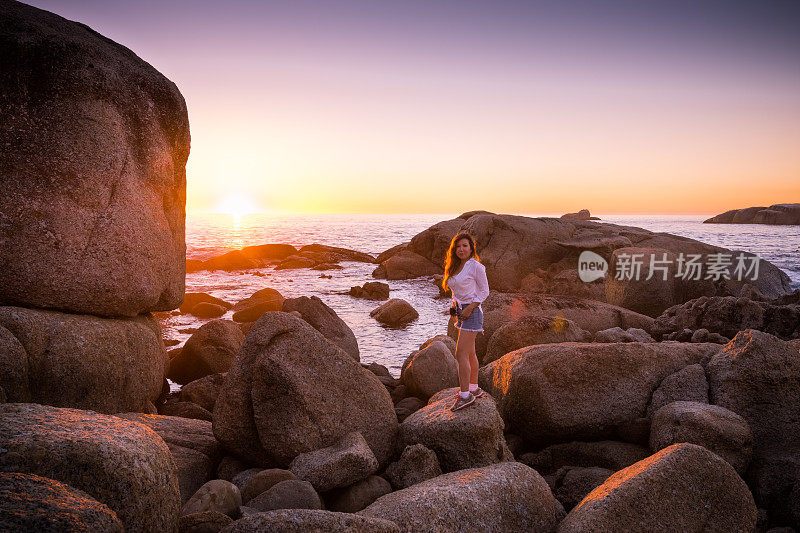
[26,1,800,215]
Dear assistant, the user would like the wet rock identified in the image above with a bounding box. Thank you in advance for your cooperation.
[0,307,166,413]
[0,0,189,317]
[558,443,757,532]
[370,298,419,326]
[350,281,390,300]
[282,295,359,361]
[650,401,753,474]
[192,303,228,318]
[0,472,123,532]
[0,403,181,532]
[360,462,564,532]
[213,312,397,467]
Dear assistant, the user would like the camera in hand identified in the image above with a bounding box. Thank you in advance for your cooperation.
[449,306,458,316]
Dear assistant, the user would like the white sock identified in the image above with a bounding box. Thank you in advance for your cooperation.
[469,383,478,392]
[459,391,471,399]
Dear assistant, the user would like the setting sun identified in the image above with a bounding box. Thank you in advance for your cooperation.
[215,193,260,217]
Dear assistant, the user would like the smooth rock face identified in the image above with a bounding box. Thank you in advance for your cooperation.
[0,0,189,317]
[359,462,564,533]
[400,387,511,473]
[480,341,720,446]
[558,444,757,533]
[282,295,360,361]
[219,509,400,533]
[289,432,379,492]
[0,403,181,532]
[0,306,166,413]
[213,312,398,467]
[400,340,459,400]
[169,320,244,384]
[706,329,800,519]
[650,401,753,474]
[0,472,124,532]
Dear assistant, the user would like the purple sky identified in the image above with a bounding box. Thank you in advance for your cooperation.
[20,0,800,214]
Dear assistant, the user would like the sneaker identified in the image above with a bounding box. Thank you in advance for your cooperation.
[473,387,487,398]
[450,393,476,412]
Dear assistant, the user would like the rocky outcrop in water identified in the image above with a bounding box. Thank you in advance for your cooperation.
[704,203,800,225]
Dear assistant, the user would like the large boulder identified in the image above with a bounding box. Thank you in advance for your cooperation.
[326,475,393,513]
[407,212,793,299]
[400,340,458,400]
[399,387,511,473]
[376,248,443,280]
[0,472,124,532]
[282,295,360,361]
[649,401,753,474]
[359,462,564,532]
[213,312,398,467]
[549,466,613,511]
[479,341,720,446]
[707,329,800,522]
[0,306,166,413]
[115,413,223,504]
[0,0,189,317]
[168,320,244,384]
[180,372,226,412]
[0,403,181,532]
[558,443,757,532]
[246,479,322,512]
[220,509,400,533]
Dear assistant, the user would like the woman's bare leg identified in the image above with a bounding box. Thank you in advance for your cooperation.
[469,345,479,384]
[456,328,478,393]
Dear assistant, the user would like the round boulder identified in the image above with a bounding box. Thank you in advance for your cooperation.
[400,341,458,400]
[0,0,189,317]
[168,320,244,385]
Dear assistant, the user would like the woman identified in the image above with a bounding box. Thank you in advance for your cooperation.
[442,232,491,411]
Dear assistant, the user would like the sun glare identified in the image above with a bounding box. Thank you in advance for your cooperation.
[216,194,260,217]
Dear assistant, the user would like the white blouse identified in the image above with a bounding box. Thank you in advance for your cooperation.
[448,257,490,307]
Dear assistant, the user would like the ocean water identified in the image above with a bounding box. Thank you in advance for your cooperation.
[163,212,800,378]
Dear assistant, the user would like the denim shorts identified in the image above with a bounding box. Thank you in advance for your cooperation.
[453,302,484,332]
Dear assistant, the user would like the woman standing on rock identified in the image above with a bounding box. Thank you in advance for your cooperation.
[442,232,491,411]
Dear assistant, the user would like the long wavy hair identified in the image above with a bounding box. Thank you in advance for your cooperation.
[442,232,481,292]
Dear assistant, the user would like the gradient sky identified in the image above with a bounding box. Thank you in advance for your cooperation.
[22,0,800,214]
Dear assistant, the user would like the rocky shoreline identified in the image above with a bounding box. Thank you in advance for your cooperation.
[2,2,800,532]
